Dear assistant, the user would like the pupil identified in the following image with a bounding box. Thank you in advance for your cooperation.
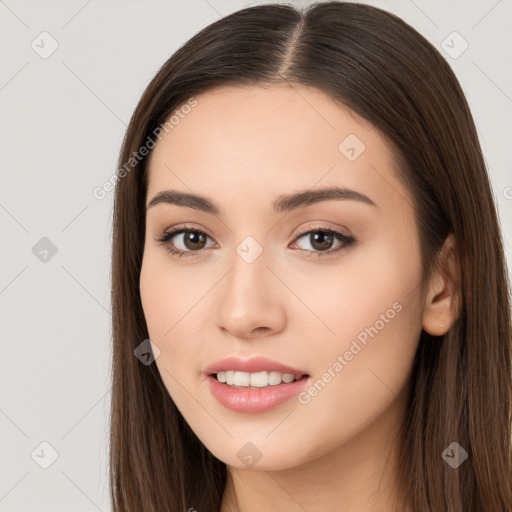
[185,231,206,250]
[311,232,333,251]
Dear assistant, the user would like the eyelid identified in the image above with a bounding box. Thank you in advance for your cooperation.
[155,222,356,258]
[293,222,352,238]
[290,224,356,256]
[156,222,351,242]
[157,222,215,242]
[154,223,217,248]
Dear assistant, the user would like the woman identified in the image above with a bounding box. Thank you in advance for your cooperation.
[109,2,512,510]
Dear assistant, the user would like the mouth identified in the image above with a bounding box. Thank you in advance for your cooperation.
[207,372,310,414]
[204,356,310,413]
[211,370,309,389]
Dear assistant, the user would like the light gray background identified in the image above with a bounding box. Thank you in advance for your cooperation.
[1,0,511,510]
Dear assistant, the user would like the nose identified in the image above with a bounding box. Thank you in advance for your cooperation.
[214,248,287,340]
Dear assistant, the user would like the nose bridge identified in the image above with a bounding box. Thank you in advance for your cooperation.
[214,234,286,337]
[235,233,266,267]
[225,235,270,305]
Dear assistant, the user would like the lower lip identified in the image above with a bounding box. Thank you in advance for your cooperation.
[207,375,309,414]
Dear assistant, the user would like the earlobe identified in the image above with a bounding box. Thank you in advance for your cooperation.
[422,297,452,336]
[421,234,460,337]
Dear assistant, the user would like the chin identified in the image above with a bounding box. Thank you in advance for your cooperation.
[203,436,309,472]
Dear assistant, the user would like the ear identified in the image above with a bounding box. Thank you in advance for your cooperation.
[422,233,460,336]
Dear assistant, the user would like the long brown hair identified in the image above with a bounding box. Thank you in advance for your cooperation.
[109,2,512,510]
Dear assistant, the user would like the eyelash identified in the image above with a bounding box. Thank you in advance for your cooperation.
[154,223,356,259]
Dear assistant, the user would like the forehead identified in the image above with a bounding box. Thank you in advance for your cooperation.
[146,84,410,215]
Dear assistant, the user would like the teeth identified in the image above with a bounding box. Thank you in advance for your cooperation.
[268,371,283,386]
[250,371,269,387]
[234,371,250,386]
[282,373,295,383]
[215,370,303,388]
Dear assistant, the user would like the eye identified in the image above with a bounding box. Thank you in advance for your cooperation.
[155,224,215,258]
[291,226,356,257]
[155,224,357,259]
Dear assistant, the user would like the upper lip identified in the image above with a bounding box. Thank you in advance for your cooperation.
[204,356,308,376]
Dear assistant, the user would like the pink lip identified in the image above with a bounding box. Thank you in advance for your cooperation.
[203,356,308,376]
[204,356,310,414]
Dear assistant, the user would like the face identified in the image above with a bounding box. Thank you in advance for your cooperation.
[140,84,425,470]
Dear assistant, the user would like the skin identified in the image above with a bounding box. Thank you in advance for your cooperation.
[139,84,458,511]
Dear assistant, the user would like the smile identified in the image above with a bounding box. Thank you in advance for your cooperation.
[215,370,306,388]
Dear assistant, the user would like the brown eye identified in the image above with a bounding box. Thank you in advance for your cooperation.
[155,225,215,258]
[292,228,356,257]
[308,231,335,251]
[181,230,208,251]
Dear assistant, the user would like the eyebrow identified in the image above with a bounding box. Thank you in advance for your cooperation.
[145,186,377,215]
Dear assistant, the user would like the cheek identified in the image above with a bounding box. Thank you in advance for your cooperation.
[139,252,204,388]
[296,240,423,434]
[310,235,421,350]
[289,288,421,468]
[139,248,195,338]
